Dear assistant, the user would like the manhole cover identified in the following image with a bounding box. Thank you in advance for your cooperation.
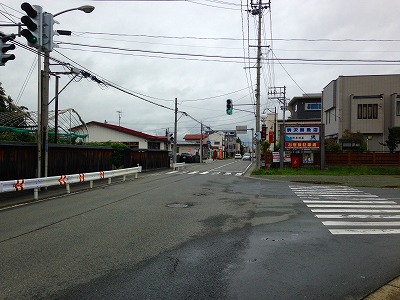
[167,203,190,208]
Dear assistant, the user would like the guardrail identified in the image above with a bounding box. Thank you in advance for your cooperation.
[172,162,185,170]
[0,166,142,200]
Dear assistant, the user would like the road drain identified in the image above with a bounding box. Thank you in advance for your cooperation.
[167,203,190,208]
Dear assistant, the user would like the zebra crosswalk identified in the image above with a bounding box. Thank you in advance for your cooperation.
[290,185,400,235]
[166,170,243,177]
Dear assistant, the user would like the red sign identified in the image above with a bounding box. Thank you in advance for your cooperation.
[268,131,274,143]
[285,142,320,149]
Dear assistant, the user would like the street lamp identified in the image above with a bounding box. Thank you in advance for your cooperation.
[53,5,95,17]
[35,4,94,200]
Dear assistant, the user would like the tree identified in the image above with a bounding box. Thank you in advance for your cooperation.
[380,127,400,153]
[325,138,341,152]
[339,130,367,152]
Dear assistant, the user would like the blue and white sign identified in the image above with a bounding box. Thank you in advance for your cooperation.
[285,134,319,142]
[285,126,319,134]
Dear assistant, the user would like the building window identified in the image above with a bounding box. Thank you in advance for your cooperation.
[214,141,220,145]
[305,103,321,110]
[397,100,400,116]
[357,104,378,119]
[148,142,160,149]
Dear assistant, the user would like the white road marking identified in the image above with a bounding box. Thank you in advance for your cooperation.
[187,171,199,175]
[307,204,400,208]
[199,171,209,175]
[322,221,400,226]
[315,214,400,219]
[329,229,400,235]
[304,200,395,204]
[290,185,400,235]
[311,209,400,213]
[166,171,178,174]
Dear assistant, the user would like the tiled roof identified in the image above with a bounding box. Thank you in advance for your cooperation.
[183,133,209,141]
[88,121,167,141]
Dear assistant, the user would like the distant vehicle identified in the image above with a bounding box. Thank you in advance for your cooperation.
[234,153,242,159]
[242,153,251,161]
[180,152,192,162]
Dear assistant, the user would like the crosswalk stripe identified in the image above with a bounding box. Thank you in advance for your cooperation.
[291,185,400,235]
[187,171,199,175]
[307,204,400,208]
[329,229,400,235]
[304,200,395,204]
[315,214,400,219]
[166,171,178,174]
[199,171,209,175]
[322,221,400,226]
[311,209,400,213]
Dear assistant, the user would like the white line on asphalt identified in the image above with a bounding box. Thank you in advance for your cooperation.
[311,209,400,213]
[307,204,400,208]
[224,172,232,175]
[187,171,199,175]
[329,229,400,235]
[304,200,395,204]
[315,214,400,219]
[166,171,178,174]
[322,221,400,226]
[295,193,379,198]
[199,171,209,175]
[235,173,243,176]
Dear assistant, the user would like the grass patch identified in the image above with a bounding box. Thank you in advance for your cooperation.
[252,166,400,176]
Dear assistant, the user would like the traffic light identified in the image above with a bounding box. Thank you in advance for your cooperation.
[42,12,55,52]
[0,32,16,66]
[20,2,43,49]
[226,99,233,115]
[261,124,267,141]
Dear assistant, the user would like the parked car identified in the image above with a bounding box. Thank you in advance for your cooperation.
[180,152,192,162]
[234,153,242,159]
[242,153,251,161]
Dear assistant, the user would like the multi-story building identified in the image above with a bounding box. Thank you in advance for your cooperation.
[322,74,400,152]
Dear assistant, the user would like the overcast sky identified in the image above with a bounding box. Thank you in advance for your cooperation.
[2,0,400,144]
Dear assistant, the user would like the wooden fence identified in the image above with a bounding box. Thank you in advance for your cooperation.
[124,149,169,170]
[0,142,113,181]
[324,152,400,166]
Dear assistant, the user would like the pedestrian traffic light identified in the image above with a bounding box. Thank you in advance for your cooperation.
[226,99,233,115]
[42,12,55,52]
[0,32,16,66]
[20,2,42,49]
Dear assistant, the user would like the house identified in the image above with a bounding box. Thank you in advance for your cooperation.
[206,129,238,158]
[266,93,322,150]
[73,121,168,150]
[183,131,232,159]
[287,93,322,122]
[322,74,400,152]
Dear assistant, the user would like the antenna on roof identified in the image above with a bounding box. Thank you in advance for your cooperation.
[116,110,123,126]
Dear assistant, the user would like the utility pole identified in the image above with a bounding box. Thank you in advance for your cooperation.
[200,121,203,163]
[268,86,286,168]
[249,0,270,169]
[173,98,178,165]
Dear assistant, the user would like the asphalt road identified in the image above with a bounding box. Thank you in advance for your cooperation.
[0,160,399,299]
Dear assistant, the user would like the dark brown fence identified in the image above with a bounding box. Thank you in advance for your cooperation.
[124,149,169,170]
[325,152,400,166]
[0,142,113,181]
